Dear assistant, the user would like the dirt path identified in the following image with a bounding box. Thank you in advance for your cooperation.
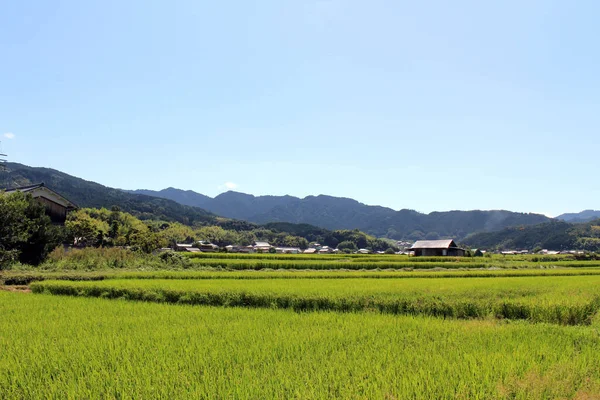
[0,285,31,293]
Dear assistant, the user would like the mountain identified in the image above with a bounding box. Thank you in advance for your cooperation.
[464,219,600,251]
[557,210,600,223]
[1,163,217,225]
[130,187,212,209]
[127,188,552,240]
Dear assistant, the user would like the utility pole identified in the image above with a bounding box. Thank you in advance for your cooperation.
[0,141,6,168]
[0,141,7,188]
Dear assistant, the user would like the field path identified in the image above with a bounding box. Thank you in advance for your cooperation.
[0,285,31,293]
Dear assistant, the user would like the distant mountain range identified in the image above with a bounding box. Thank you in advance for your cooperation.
[4,163,581,241]
[1,163,217,225]
[126,187,552,240]
[556,210,600,223]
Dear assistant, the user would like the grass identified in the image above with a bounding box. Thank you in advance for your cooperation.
[7,246,596,272]
[32,275,600,325]
[5,267,600,285]
[1,291,600,399]
[184,257,600,270]
[183,252,579,263]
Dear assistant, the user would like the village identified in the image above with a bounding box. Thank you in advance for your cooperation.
[171,239,586,257]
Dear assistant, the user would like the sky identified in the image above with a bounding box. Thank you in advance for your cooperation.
[1,0,599,217]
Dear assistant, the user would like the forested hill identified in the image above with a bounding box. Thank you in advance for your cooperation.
[463,220,600,251]
[1,163,217,225]
[128,188,552,240]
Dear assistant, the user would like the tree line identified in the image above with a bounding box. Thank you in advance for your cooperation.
[0,193,398,268]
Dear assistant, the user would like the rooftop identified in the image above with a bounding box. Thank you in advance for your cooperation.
[411,240,458,249]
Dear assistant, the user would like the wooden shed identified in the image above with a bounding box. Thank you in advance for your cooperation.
[4,183,78,224]
[410,239,465,257]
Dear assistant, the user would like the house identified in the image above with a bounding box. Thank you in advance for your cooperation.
[174,243,194,252]
[357,249,371,254]
[303,248,317,254]
[4,182,78,224]
[225,245,254,253]
[410,239,465,257]
[396,241,413,250]
[197,242,219,252]
[253,241,272,253]
[318,246,334,254]
[275,247,302,254]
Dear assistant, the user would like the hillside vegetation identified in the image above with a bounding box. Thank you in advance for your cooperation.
[2,163,216,225]
[465,220,600,251]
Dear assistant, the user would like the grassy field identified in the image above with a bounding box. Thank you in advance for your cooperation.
[182,255,600,270]
[6,253,600,398]
[6,267,600,285]
[183,253,579,262]
[32,275,600,325]
[15,247,600,271]
[2,291,600,399]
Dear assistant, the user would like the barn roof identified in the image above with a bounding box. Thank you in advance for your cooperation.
[410,239,457,249]
[4,182,78,209]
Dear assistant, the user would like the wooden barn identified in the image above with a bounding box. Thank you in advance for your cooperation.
[4,183,78,224]
[410,239,465,257]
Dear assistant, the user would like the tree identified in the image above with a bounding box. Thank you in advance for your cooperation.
[66,210,107,247]
[337,241,358,253]
[130,231,165,253]
[0,192,63,266]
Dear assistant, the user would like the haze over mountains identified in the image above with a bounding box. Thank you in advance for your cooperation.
[128,187,552,240]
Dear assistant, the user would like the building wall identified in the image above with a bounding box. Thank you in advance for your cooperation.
[447,248,465,257]
[414,248,465,257]
[36,197,68,224]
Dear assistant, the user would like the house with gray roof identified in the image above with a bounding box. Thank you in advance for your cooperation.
[410,239,465,257]
[4,182,77,224]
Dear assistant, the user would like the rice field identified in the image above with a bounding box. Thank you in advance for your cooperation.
[32,275,600,325]
[5,266,600,286]
[1,291,600,399]
[7,255,600,398]
[183,257,600,270]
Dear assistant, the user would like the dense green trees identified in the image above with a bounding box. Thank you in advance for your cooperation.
[336,241,358,253]
[0,192,63,266]
[464,220,600,252]
[1,200,400,268]
[62,209,396,254]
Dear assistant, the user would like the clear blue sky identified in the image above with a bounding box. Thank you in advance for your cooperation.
[2,1,599,217]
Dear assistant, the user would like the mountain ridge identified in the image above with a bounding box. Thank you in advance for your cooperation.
[127,187,552,239]
[1,163,558,240]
